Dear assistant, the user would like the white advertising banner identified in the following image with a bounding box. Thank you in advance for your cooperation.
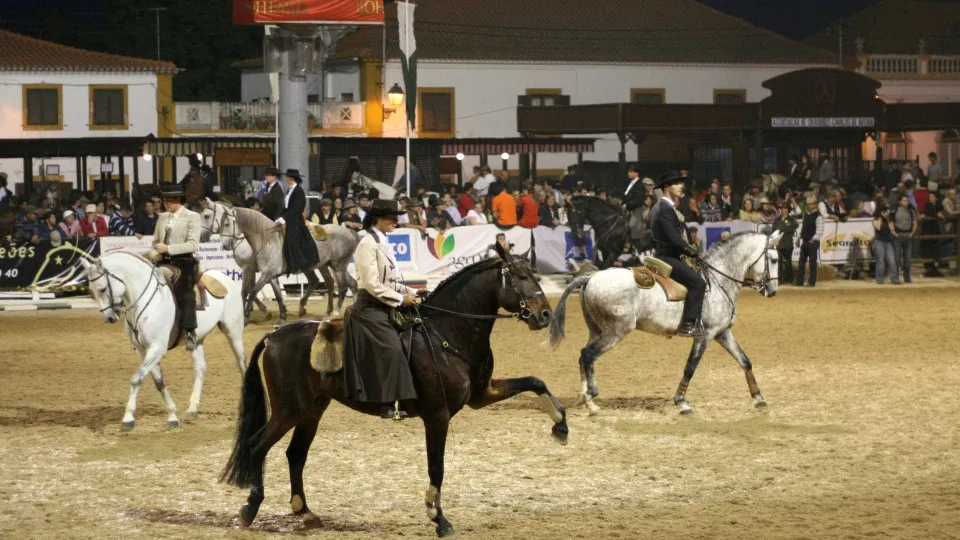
[414,225,532,275]
[99,236,244,281]
[819,218,874,264]
[532,226,595,274]
[696,221,764,251]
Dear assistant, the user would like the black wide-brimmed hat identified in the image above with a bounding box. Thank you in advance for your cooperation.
[161,184,185,199]
[368,199,406,218]
[628,164,640,174]
[656,170,687,189]
[284,168,302,183]
[264,166,280,177]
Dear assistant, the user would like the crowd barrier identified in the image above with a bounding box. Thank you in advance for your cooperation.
[3,219,954,292]
[0,224,596,291]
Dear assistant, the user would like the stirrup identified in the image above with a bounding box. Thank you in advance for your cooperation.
[678,320,704,338]
[186,331,198,351]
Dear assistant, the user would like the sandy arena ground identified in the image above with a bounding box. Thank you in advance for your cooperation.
[1,285,959,539]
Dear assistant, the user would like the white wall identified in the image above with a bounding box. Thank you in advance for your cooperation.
[875,78,960,172]
[380,60,831,173]
[0,71,158,139]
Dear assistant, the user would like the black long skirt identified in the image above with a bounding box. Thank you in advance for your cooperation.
[342,291,418,403]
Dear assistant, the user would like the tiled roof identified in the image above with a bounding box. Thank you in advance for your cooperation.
[804,0,960,56]
[329,0,835,64]
[237,0,834,67]
[0,29,179,73]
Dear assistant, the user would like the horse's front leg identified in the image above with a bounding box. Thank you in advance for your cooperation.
[298,269,321,318]
[245,273,275,323]
[468,377,568,445]
[673,338,709,415]
[269,278,286,323]
[423,413,455,537]
[121,344,167,432]
[317,265,336,315]
[185,341,206,421]
[243,271,269,314]
[715,329,766,408]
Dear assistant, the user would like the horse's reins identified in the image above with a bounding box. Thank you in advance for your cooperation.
[86,254,166,346]
[415,259,542,322]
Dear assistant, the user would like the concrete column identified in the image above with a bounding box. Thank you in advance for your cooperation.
[278,32,310,190]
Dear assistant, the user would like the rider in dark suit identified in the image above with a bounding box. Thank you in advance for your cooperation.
[650,171,706,337]
[260,166,285,221]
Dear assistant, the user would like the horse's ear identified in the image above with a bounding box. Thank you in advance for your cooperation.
[519,247,531,260]
[494,240,508,261]
[768,231,783,248]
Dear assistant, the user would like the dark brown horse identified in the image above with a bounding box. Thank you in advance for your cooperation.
[220,243,567,537]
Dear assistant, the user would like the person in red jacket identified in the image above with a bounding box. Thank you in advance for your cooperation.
[457,183,476,219]
[518,186,540,229]
[79,203,108,238]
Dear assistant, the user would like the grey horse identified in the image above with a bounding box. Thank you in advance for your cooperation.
[200,199,359,323]
[548,231,782,415]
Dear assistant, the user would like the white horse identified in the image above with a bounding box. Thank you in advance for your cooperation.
[78,251,246,431]
[548,231,782,415]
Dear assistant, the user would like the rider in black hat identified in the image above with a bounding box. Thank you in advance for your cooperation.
[153,183,202,349]
[650,171,706,337]
[260,166,284,221]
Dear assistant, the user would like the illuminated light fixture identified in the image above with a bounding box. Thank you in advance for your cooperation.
[501,152,510,160]
[383,83,405,119]
[195,152,204,161]
[143,153,153,162]
[456,153,465,160]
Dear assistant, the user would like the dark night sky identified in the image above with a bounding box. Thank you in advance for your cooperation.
[3,0,880,41]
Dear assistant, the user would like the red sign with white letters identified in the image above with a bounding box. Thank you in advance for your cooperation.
[233,0,385,25]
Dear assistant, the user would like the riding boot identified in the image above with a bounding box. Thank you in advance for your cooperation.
[678,319,704,338]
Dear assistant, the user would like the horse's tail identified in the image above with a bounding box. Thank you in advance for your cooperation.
[548,275,592,350]
[220,333,270,488]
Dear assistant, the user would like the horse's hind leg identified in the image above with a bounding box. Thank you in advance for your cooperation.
[715,329,767,409]
[269,278,286,323]
[239,414,299,527]
[286,398,331,527]
[150,365,180,428]
[673,338,710,415]
[298,270,321,318]
[317,265,336,316]
[185,342,207,421]
[335,265,356,314]
[467,377,568,445]
[575,305,631,415]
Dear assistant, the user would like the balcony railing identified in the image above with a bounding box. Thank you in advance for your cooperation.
[175,101,365,132]
[859,54,960,77]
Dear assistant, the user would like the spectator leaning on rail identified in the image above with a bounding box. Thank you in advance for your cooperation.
[109,203,136,236]
[891,194,918,284]
[491,183,518,229]
[15,205,41,243]
[136,201,159,238]
[517,186,540,229]
[920,191,945,278]
[771,202,798,286]
[57,210,80,243]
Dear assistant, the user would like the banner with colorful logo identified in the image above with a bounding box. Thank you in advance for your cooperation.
[819,218,874,264]
[415,225,532,275]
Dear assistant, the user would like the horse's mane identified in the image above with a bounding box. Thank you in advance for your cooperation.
[424,256,503,305]
[232,206,274,230]
[571,195,621,214]
[703,231,765,260]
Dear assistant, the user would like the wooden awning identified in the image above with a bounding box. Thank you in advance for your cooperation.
[143,137,275,157]
[440,138,595,155]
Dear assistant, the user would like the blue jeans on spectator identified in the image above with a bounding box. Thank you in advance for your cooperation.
[893,235,913,282]
[873,239,898,284]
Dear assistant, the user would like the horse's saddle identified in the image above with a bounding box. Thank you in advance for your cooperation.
[631,257,687,302]
[157,265,228,312]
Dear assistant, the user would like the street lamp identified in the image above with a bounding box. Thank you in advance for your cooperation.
[383,83,405,119]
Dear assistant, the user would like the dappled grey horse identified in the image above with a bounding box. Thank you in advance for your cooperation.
[200,199,359,322]
[549,231,782,415]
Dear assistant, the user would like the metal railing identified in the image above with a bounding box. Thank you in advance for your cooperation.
[175,101,365,132]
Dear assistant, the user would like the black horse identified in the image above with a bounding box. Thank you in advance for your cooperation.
[221,243,568,537]
[566,196,651,269]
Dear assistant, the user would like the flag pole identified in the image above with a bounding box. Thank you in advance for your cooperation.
[405,0,411,198]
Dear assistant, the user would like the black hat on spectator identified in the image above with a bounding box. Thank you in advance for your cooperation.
[284,169,302,183]
[362,199,406,229]
[628,164,640,174]
[408,198,423,207]
[264,166,280,177]
[656,171,686,189]
[161,184,186,200]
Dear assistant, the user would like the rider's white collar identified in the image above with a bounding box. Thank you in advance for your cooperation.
[660,196,675,207]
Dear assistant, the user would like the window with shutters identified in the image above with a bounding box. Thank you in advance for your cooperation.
[23,85,62,130]
[90,85,128,129]
[630,88,665,105]
[418,88,455,138]
[713,89,746,105]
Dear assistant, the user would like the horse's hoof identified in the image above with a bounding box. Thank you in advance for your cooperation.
[585,401,602,416]
[238,505,256,527]
[262,312,273,321]
[298,308,307,317]
[167,420,181,429]
[185,411,199,422]
[678,404,694,415]
[301,512,322,529]
[755,400,768,409]
[120,421,135,432]
[435,517,455,537]
[551,423,569,445]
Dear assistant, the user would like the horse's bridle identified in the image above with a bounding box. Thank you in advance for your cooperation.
[85,256,164,322]
[695,247,775,293]
[417,257,543,321]
[208,204,248,247]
